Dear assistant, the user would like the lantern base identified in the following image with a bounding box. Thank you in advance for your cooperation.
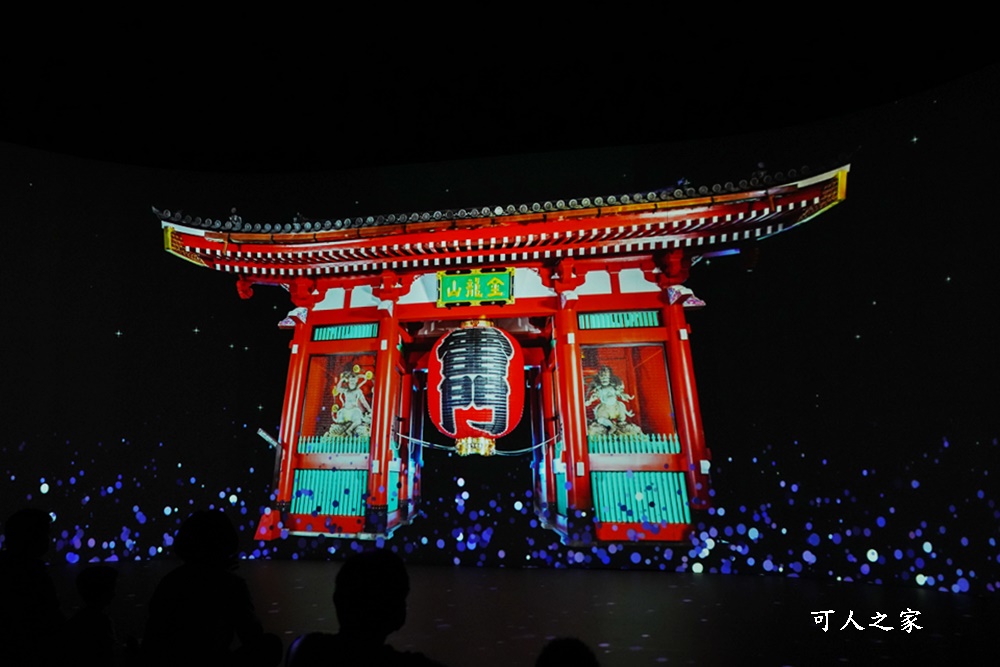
[456,437,496,456]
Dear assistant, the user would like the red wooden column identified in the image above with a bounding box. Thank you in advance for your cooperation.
[366,272,404,533]
[253,278,317,540]
[539,357,558,519]
[394,365,413,523]
[276,318,310,508]
[553,270,593,540]
[661,296,711,510]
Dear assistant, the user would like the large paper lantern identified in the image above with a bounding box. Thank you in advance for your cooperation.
[427,320,525,456]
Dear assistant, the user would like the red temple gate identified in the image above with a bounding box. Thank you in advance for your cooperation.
[156,165,849,544]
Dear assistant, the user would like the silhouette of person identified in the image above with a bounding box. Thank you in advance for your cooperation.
[0,507,65,667]
[65,564,119,665]
[141,510,281,667]
[535,637,600,667]
[287,549,448,667]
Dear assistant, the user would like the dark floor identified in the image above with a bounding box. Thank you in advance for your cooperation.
[51,559,996,666]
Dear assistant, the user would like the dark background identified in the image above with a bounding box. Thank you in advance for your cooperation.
[2,42,997,593]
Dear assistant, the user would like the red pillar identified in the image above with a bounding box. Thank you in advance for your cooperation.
[258,312,310,539]
[662,300,711,509]
[539,358,558,517]
[554,291,593,536]
[366,297,401,533]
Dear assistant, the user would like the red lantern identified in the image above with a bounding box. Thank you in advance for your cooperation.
[427,320,525,455]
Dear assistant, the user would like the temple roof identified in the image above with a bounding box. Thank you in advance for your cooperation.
[154,164,830,235]
[158,165,848,279]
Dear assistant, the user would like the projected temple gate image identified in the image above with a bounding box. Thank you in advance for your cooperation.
[156,164,849,545]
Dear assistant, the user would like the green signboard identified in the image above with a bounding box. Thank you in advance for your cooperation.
[437,268,514,307]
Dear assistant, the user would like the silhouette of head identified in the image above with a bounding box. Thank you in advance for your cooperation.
[2,508,52,558]
[536,637,600,667]
[173,511,239,567]
[76,564,118,608]
[333,549,409,639]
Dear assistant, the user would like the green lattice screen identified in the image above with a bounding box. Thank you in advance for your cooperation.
[591,471,691,524]
[588,432,681,454]
[578,310,661,330]
[297,434,370,454]
[387,468,400,513]
[312,323,379,342]
[554,441,568,515]
[291,469,367,515]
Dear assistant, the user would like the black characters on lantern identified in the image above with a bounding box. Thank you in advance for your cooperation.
[434,326,514,436]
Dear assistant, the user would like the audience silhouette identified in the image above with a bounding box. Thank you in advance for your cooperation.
[0,507,65,667]
[65,564,120,665]
[287,549,448,667]
[141,510,282,667]
[535,637,600,667]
